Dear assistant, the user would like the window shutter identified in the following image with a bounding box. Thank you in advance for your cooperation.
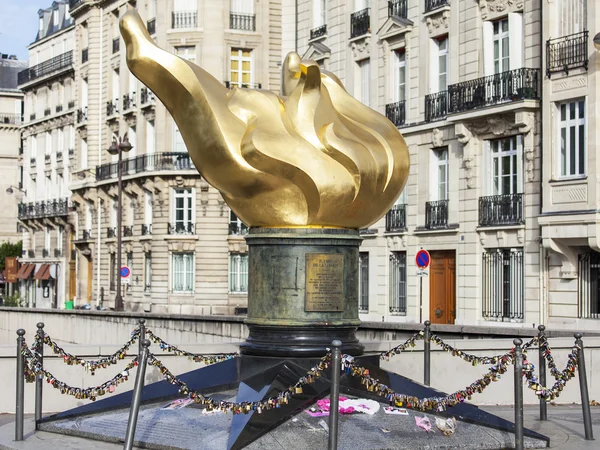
[429,39,439,94]
[482,21,494,76]
[508,13,523,71]
[483,140,491,195]
[516,135,524,193]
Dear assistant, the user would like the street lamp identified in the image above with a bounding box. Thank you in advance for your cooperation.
[107,133,133,311]
[594,32,600,51]
[6,185,27,195]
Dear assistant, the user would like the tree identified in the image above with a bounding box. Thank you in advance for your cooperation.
[0,241,22,272]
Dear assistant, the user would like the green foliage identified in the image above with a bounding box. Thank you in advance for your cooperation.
[3,292,24,307]
[0,241,22,271]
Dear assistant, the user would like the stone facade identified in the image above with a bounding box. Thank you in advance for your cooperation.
[68,0,282,314]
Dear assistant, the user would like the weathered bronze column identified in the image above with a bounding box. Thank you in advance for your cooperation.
[241,228,363,357]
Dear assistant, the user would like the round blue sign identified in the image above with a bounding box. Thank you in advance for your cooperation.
[415,250,430,269]
[120,266,131,278]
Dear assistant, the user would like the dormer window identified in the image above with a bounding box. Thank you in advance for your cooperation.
[39,16,44,32]
[53,9,59,26]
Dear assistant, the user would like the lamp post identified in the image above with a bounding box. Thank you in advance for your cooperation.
[594,33,600,51]
[107,134,133,311]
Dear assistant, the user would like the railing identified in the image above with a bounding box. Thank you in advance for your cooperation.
[123,226,134,237]
[107,227,116,238]
[310,24,327,40]
[123,92,136,111]
[385,204,406,232]
[45,154,51,163]
[482,249,524,321]
[18,198,69,220]
[56,152,63,161]
[168,222,195,235]
[388,0,407,18]
[579,252,600,319]
[81,48,88,64]
[425,200,448,229]
[0,113,21,125]
[30,158,36,167]
[69,0,83,9]
[141,224,152,235]
[44,108,51,117]
[172,11,197,29]
[229,222,249,235]
[81,229,92,240]
[230,13,255,31]
[27,250,35,258]
[140,87,155,105]
[389,252,407,315]
[350,8,370,38]
[425,91,447,122]
[17,51,73,85]
[77,107,87,123]
[224,81,262,89]
[30,113,36,121]
[54,248,62,257]
[112,37,120,54]
[479,194,524,227]
[546,31,588,78]
[42,249,49,258]
[385,101,406,127]
[448,68,540,114]
[106,99,119,116]
[147,18,156,35]
[55,104,63,113]
[425,0,449,13]
[68,148,74,158]
[68,100,75,109]
[96,152,195,181]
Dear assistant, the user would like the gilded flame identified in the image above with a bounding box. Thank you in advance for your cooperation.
[120,11,409,229]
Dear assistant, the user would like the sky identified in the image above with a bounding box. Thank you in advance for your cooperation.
[0,0,45,61]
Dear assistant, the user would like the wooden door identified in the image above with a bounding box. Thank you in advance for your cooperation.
[429,251,456,324]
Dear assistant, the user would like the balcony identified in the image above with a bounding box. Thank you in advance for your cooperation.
[385,204,407,232]
[425,91,447,122]
[45,154,51,163]
[123,92,136,112]
[310,24,327,40]
[42,249,49,258]
[425,200,449,229]
[30,113,36,121]
[81,229,92,240]
[18,198,69,220]
[546,31,588,78]
[123,226,134,237]
[55,104,63,113]
[106,99,119,117]
[107,227,116,238]
[168,222,195,235]
[30,157,36,167]
[54,248,62,257]
[388,0,407,18]
[447,68,540,115]
[77,107,87,123]
[172,11,197,29]
[140,87,155,106]
[479,194,523,227]
[17,51,73,86]
[225,81,262,89]
[0,113,21,125]
[425,0,449,13]
[230,13,255,31]
[147,18,156,35]
[44,107,51,117]
[385,101,406,127]
[56,151,63,161]
[350,8,370,38]
[229,222,249,235]
[68,148,75,158]
[95,152,195,181]
[28,250,35,258]
[141,224,152,235]
[112,37,120,54]
[81,48,88,64]
[68,100,75,109]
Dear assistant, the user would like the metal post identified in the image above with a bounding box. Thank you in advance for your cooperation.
[419,276,423,323]
[574,333,594,440]
[138,319,146,355]
[15,329,25,441]
[115,147,123,311]
[124,339,151,450]
[424,320,431,386]
[35,322,44,429]
[328,340,342,450]
[513,338,524,450]
[537,325,547,421]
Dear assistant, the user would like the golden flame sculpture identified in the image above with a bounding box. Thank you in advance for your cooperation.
[120,11,409,229]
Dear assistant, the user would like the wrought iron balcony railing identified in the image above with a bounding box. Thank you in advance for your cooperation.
[106,99,119,116]
[96,152,195,181]
[224,81,262,89]
[172,11,197,29]
[77,107,87,123]
[68,100,75,109]
[112,37,120,54]
[425,200,449,229]
[17,51,73,85]
[479,193,523,227]
[42,249,49,257]
[45,154,51,163]
[56,151,63,161]
[44,108,51,117]
[168,222,195,235]
[28,250,35,258]
[81,47,88,64]
[54,248,62,257]
[546,31,588,78]
[55,104,63,113]
[140,87,155,105]
[0,113,21,125]
[425,0,449,13]
[30,113,36,121]
[123,92,136,111]
[310,24,327,40]
[30,157,36,167]
[68,148,74,158]
[386,204,407,232]
[107,227,116,238]
[425,91,447,122]
[388,0,407,18]
[123,226,134,237]
[141,224,152,235]
[385,100,406,127]
[350,8,370,38]
[18,198,69,220]
[448,68,540,114]
[229,222,249,235]
[147,18,156,35]
[230,13,255,31]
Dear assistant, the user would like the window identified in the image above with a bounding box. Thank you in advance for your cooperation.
[431,148,449,201]
[44,226,51,251]
[558,0,587,36]
[110,253,116,291]
[482,249,524,321]
[172,252,194,292]
[231,0,254,14]
[82,78,88,108]
[144,252,152,291]
[483,14,523,76]
[359,252,369,312]
[128,126,136,158]
[57,128,64,152]
[80,138,87,169]
[493,19,509,74]
[173,122,186,152]
[393,50,406,102]
[112,69,120,100]
[146,119,155,154]
[111,199,117,228]
[578,251,600,319]
[558,99,585,178]
[45,131,52,156]
[230,48,253,88]
[172,188,194,232]
[85,202,92,233]
[488,136,522,195]
[126,252,133,291]
[145,191,153,226]
[437,37,448,92]
[176,46,196,63]
[57,225,63,254]
[358,59,370,106]
[39,16,44,32]
[355,0,370,10]
[53,9,59,26]
[229,210,248,235]
[313,0,326,27]
[389,252,406,315]
[229,253,248,293]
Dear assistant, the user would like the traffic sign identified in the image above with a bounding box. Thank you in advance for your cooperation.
[415,249,431,269]
[120,266,131,278]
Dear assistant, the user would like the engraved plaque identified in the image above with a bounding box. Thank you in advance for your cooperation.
[305,253,344,312]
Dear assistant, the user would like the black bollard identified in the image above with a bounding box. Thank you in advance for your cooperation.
[15,329,25,441]
[35,322,45,429]
[574,333,594,440]
[124,339,151,450]
[424,321,431,386]
[138,319,146,355]
[328,340,342,450]
[513,338,524,450]
[537,325,547,421]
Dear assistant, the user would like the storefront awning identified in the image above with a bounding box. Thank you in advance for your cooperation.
[16,264,35,280]
[34,264,51,281]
